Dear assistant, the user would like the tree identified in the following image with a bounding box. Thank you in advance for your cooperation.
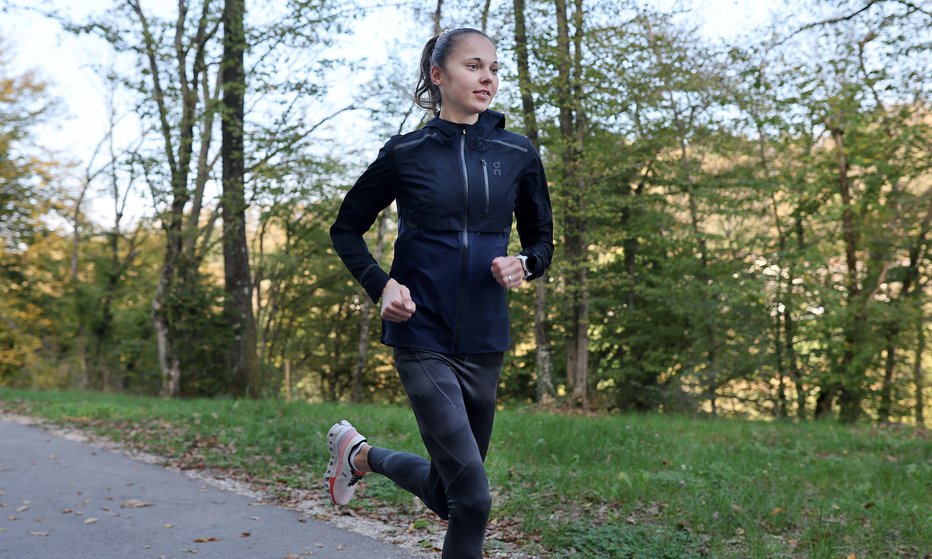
[512,0,555,405]
[221,0,260,397]
[553,0,590,409]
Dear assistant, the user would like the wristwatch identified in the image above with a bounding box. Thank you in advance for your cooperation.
[515,254,531,279]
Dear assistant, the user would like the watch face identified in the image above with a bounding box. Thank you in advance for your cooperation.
[517,255,530,277]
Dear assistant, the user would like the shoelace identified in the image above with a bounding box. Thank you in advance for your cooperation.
[348,472,364,487]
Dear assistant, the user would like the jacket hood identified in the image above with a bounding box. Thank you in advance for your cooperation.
[424,110,506,139]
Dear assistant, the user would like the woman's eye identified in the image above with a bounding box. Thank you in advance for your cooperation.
[468,64,479,70]
[491,67,499,74]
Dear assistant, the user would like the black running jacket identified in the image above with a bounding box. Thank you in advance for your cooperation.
[330,110,553,354]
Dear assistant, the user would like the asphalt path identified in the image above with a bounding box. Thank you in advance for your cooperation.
[0,417,418,559]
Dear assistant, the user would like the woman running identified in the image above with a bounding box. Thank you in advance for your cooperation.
[326,27,553,559]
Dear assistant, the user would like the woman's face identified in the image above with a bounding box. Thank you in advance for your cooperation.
[432,34,499,124]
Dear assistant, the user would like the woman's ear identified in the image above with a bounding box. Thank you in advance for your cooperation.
[430,65,444,87]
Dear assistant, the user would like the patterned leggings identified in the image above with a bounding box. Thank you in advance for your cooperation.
[367,348,503,559]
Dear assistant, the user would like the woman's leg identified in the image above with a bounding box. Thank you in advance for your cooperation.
[366,348,502,559]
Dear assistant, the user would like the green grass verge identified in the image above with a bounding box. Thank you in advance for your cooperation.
[1,388,929,558]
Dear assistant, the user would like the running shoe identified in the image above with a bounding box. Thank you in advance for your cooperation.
[323,420,367,506]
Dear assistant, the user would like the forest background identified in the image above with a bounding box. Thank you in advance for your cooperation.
[0,0,929,425]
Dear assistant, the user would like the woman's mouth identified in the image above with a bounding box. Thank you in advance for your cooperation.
[474,89,491,100]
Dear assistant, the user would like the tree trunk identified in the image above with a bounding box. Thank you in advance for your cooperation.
[829,124,865,422]
[131,0,202,397]
[222,0,260,398]
[555,0,588,409]
[351,213,387,403]
[680,134,717,415]
[879,329,897,422]
[513,0,554,406]
[480,0,491,33]
[432,0,443,35]
[790,211,807,418]
[915,311,926,427]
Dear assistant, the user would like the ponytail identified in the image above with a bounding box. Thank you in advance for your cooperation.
[414,35,442,112]
[413,28,494,114]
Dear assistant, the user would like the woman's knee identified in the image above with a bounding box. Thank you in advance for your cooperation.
[450,462,492,518]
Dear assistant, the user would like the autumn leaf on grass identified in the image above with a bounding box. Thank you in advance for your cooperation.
[121,499,154,509]
[194,537,220,543]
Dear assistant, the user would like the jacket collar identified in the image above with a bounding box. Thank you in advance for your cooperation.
[424,110,506,139]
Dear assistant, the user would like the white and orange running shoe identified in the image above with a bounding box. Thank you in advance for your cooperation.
[323,420,367,506]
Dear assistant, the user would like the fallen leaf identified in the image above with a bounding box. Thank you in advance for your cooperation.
[240,532,251,537]
[164,523,174,529]
[847,555,856,559]
[61,509,72,514]
[193,537,220,543]
[0,528,6,533]
[771,507,785,516]
[29,531,50,536]
[7,516,19,521]
[16,505,29,513]
[121,499,154,509]
[84,518,98,525]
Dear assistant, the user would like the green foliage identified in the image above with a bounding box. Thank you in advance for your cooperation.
[1,1,930,424]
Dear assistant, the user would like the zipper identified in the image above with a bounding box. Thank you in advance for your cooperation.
[454,128,469,353]
[481,158,490,215]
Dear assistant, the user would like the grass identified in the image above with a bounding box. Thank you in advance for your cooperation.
[1,388,929,558]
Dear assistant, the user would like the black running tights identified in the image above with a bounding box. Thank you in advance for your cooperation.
[367,348,503,559]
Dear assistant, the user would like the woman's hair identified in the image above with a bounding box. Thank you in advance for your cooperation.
[414,28,494,113]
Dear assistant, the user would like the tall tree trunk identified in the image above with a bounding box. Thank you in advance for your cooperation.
[131,0,209,396]
[480,0,491,33]
[761,133,790,418]
[879,328,897,422]
[432,0,443,35]
[351,213,387,403]
[791,211,807,417]
[222,0,260,397]
[555,0,588,408]
[915,311,926,427]
[513,0,554,405]
[829,123,866,422]
[679,134,717,415]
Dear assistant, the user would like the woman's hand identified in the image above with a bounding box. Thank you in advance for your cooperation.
[491,256,525,290]
[381,278,416,322]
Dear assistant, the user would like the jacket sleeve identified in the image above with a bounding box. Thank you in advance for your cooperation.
[330,137,397,303]
[514,143,554,280]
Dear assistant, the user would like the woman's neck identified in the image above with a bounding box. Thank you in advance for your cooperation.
[438,107,480,125]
